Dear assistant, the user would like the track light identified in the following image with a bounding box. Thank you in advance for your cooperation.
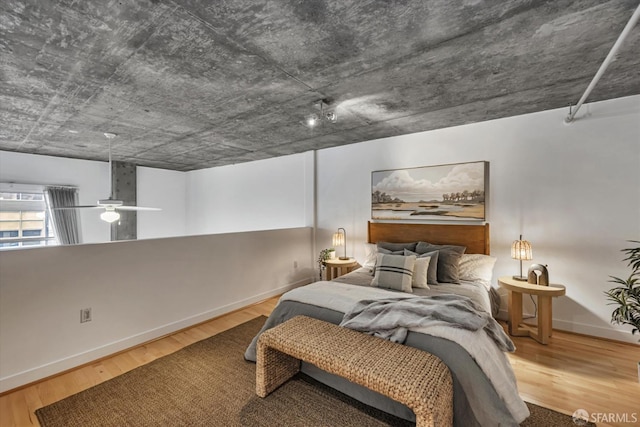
[305,99,337,127]
[306,114,319,127]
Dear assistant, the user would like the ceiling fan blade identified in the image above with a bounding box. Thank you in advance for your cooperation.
[53,205,101,210]
[116,206,162,211]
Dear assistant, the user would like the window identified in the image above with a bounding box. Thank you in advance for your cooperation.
[0,187,57,250]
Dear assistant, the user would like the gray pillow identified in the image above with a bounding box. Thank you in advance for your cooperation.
[371,253,415,293]
[415,242,466,284]
[404,249,439,285]
[377,247,404,255]
[377,241,418,252]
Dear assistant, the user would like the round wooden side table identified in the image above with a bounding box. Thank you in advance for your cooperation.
[324,258,358,280]
[498,276,566,345]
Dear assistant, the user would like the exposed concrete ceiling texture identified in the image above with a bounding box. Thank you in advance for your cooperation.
[1,0,639,172]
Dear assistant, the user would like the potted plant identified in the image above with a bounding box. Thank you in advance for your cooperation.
[605,241,640,337]
[317,248,335,279]
[604,240,640,380]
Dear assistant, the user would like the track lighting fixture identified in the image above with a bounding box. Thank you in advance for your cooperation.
[305,99,337,127]
[306,113,319,127]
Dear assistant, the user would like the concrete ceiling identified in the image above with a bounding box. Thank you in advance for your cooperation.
[1,0,639,172]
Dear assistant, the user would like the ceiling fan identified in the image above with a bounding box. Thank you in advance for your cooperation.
[56,132,161,223]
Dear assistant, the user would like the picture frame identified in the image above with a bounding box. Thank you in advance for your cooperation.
[371,161,488,221]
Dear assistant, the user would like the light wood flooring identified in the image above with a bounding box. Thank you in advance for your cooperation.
[1,296,638,427]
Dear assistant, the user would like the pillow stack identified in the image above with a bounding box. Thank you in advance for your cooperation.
[370,241,466,289]
[368,241,497,291]
[370,241,432,291]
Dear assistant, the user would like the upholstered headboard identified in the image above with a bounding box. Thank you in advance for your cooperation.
[367,221,490,255]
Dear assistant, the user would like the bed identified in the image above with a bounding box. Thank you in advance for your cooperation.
[245,222,529,426]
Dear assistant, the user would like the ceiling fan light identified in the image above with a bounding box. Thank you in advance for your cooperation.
[100,210,120,223]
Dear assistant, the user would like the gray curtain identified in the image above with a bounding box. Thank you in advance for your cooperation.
[45,186,82,245]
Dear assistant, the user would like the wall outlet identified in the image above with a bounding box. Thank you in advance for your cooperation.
[80,308,92,323]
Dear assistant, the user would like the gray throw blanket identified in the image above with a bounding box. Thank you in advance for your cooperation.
[339,294,515,352]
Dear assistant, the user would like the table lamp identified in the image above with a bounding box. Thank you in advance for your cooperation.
[511,234,532,281]
[332,228,348,260]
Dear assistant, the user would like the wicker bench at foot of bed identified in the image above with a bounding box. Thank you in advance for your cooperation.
[256,315,453,427]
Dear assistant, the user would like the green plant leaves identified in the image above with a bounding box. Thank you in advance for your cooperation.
[606,241,640,338]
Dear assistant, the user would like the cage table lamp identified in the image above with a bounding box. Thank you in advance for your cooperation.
[332,228,348,260]
[511,234,533,281]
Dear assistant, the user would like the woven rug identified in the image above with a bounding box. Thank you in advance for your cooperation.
[36,316,589,426]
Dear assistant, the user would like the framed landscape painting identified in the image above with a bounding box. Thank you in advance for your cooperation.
[371,161,488,221]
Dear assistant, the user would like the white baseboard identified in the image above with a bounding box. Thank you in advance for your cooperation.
[0,278,311,393]
[552,318,638,344]
[497,309,638,345]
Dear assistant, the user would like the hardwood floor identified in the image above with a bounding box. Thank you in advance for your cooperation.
[1,296,638,427]
[505,325,639,427]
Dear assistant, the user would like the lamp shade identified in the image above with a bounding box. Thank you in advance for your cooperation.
[332,227,348,260]
[511,237,533,260]
[332,231,345,247]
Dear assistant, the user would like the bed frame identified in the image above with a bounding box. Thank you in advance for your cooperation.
[367,221,490,255]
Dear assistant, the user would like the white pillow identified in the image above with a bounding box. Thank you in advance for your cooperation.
[412,256,431,289]
[458,254,497,290]
[362,243,378,273]
[371,254,415,293]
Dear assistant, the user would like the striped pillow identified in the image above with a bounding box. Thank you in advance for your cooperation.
[371,254,416,293]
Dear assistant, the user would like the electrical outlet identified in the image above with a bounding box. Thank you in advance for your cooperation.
[80,308,92,323]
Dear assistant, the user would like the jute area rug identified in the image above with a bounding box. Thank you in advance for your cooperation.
[36,316,586,426]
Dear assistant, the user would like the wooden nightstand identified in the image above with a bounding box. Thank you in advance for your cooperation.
[498,276,566,345]
[324,258,358,280]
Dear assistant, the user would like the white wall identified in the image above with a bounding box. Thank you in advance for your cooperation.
[137,166,187,239]
[186,151,315,234]
[315,95,640,343]
[0,227,314,392]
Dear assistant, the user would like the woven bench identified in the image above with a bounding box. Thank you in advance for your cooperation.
[256,315,453,427]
